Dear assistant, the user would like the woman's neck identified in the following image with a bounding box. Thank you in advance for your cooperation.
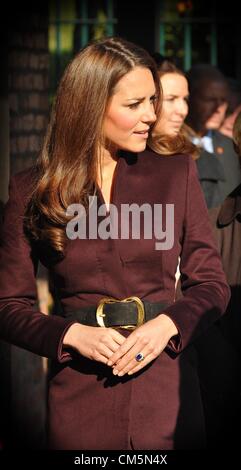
[97,147,119,186]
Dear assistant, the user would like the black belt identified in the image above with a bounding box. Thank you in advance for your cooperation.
[63,296,169,330]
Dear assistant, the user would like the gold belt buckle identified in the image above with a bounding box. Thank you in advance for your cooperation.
[96,296,145,330]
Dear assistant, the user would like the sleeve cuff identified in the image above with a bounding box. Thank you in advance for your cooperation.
[57,321,77,363]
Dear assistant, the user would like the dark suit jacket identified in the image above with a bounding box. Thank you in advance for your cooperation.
[196,131,241,209]
[196,149,225,209]
[210,183,241,346]
[195,185,241,447]
[0,151,230,450]
[213,131,241,198]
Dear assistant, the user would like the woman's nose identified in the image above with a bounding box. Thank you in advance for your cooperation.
[142,104,157,123]
[177,99,188,117]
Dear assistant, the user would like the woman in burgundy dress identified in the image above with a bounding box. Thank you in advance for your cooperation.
[0,37,229,449]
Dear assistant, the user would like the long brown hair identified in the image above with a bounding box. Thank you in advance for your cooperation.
[148,54,198,157]
[25,36,161,254]
[149,131,197,157]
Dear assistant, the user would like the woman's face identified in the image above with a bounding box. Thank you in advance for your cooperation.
[155,73,189,136]
[103,66,157,153]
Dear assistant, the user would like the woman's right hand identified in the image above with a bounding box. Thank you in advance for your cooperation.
[63,323,126,365]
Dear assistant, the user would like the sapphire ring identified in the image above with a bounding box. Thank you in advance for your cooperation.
[135,352,144,362]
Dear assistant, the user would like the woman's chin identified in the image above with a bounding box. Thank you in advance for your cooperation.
[122,142,148,153]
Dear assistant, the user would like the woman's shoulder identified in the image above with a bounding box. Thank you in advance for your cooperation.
[9,165,40,205]
[139,148,193,172]
[12,165,39,185]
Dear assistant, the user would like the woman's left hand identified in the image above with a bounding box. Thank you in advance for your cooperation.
[107,313,178,376]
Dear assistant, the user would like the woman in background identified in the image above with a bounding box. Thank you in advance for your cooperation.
[152,53,189,137]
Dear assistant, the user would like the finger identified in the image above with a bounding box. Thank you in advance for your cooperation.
[100,329,126,353]
[113,346,154,376]
[127,352,154,376]
[108,328,126,345]
[92,342,126,365]
[103,340,125,356]
[106,334,137,366]
[94,351,113,365]
[98,343,119,359]
[110,332,149,369]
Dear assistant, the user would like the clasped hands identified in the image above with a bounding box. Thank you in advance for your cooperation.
[63,313,178,377]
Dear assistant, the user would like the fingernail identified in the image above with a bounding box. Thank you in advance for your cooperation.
[118,371,124,377]
[107,360,112,366]
[128,371,133,375]
[113,369,118,375]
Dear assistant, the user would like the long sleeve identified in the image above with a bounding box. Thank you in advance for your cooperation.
[0,174,75,361]
[164,157,230,352]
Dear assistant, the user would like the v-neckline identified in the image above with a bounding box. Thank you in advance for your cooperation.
[96,156,122,214]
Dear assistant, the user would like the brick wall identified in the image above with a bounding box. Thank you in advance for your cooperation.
[4,4,50,449]
[8,8,50,175]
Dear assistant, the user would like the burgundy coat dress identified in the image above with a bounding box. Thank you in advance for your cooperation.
[0,150,230,450]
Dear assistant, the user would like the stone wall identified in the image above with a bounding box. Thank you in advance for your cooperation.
[1,3,50,449]
[8,6,50,175]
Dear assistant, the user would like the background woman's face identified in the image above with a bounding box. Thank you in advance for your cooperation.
[155,73,189,136]
[103,67,157,153]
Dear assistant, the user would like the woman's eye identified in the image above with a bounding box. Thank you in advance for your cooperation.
[129,102,140,109]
